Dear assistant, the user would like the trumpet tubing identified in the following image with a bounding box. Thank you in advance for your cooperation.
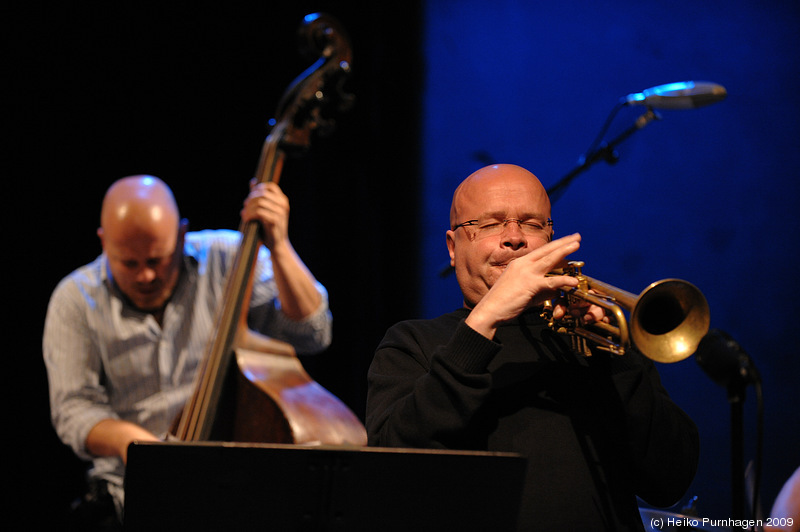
[547,261,710,363]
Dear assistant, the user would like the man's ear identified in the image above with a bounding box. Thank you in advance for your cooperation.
[175,218,189,251]
[179,218,189,238]
[97,227,105,249]
[446,230,456,267]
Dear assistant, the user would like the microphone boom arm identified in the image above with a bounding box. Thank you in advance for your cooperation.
[547,108,661,202]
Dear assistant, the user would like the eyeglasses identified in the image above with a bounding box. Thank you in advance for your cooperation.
[453,217,553,239]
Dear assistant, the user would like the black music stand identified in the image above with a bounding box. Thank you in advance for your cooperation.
[123,441,527,531]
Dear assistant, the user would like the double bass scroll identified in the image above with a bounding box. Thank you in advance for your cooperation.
[172,13,366,446]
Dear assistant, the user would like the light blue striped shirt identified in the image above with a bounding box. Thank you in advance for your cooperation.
[42,229,332,494]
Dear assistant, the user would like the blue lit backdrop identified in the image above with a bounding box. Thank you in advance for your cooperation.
[419,0,799,521]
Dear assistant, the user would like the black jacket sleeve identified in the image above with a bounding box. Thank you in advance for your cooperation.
[366,317,497,448]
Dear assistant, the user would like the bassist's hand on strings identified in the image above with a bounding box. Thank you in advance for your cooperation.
[242,179,290,252]
[241,178,322,321]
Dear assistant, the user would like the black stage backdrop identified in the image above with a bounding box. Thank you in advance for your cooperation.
[8,3,422,526]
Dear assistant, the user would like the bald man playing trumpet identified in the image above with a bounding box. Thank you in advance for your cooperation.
[367,164,699,532]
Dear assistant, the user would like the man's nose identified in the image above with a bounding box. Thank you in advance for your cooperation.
[501,221,527,250]
[136,267,157,283]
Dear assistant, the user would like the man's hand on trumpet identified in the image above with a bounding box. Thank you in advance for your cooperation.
[463,234,606,340]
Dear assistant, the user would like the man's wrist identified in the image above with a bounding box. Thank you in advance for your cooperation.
[464,306,498,340]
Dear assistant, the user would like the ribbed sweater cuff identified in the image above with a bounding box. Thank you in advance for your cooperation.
[447,319,501,374]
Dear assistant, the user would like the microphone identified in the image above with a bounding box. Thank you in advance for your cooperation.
[624,81,727,109]
[695,329,759,390]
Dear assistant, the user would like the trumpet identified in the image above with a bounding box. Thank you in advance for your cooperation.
[542,261,710,363]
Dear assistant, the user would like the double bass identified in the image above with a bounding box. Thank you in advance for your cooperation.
[171,13,366,446]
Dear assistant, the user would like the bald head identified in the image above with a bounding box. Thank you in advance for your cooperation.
[98,175,184,312]
[450,164,551,229]
[100,175,179,237]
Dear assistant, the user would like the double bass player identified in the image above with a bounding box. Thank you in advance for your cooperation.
[43,175,332,529]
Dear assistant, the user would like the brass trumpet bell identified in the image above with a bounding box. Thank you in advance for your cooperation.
[630,279,711,363]
[548,262,710,363]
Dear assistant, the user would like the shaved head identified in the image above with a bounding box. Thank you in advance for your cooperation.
[100,175,180,237]
[450,164,550,229]
[98,175,185,313]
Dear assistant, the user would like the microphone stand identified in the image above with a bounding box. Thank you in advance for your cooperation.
[547,108,661,202]
[728,379,747,521]
[695,329,764,528]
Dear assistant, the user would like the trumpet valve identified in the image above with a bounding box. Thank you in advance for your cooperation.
[540,300,555,327]
[566,260,590,295]
[566,260,585,275]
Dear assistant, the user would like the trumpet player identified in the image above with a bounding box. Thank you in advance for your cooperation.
[366,163,699,531]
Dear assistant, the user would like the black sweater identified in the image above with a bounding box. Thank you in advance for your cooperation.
[366,308,699,531]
